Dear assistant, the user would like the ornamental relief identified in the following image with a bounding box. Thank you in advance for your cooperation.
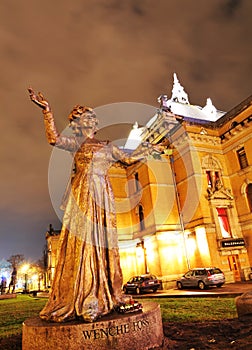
[189,133,221,145]
[201,155,233,200]
[207,185,234,200]
[202,154,222,170]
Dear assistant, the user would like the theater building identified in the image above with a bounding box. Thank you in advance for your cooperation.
[46,74,252,288]
[45,224,61,287]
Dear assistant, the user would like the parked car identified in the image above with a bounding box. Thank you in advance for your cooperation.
[123,274,161,294]
[176,267,225,290]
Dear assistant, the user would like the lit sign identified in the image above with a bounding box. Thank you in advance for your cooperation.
[221,238,245,248]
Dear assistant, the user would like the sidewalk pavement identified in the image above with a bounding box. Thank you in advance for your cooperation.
[136,280,252,298]
[1,281,252,300]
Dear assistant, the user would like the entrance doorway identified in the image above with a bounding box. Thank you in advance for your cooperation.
[228,255,241,281]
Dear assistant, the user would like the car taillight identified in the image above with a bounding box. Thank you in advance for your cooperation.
[141,282,146,287]
[207,271,213,280]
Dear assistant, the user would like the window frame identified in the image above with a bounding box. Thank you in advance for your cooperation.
[216,207,232,238]
[138,204,145,231]
[237,147,248,170]
[134,172,140,192]
[246,183,252,211]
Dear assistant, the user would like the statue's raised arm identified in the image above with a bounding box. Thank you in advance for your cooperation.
[28,88,78,151]
[28,88,51,112]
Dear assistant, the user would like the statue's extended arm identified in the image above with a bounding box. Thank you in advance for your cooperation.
[28,88,77,152]
[132,142,165,159]
[112,142,164,166]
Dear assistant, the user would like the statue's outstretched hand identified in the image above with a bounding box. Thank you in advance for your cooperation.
[28,88,51,112]
[142,142,165,153]
[152,144,165,153]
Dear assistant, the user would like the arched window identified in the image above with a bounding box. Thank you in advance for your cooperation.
[246,184,252,211]
[134,172,140,192]
[206,171,220,188]
[216,207,232,238]
[206,170,221,192]
[138,204,145,231]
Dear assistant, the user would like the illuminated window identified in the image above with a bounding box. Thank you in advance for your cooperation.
[237,147,248,169]
[246,184,252,211]
[216,207,232,238]
[206,171,220,189]
[206,171,212,187]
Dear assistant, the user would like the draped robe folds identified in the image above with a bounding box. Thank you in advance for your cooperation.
[40,111,144,323]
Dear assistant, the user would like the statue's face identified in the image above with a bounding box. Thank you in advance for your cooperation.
[70,112,98,137]
[70,120,82,136]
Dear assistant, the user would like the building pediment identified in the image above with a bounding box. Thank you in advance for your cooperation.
[207,186,234,200]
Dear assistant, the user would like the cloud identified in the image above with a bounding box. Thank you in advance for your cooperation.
[220,0,243,17]
[0,0,251,260]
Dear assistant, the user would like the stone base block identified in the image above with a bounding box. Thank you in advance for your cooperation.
[236,291,252,318]
[0,293,16,300]
[22,301,164,350]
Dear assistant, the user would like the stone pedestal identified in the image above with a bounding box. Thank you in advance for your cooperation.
[22,301,164,350]
[0,293,16,300]
[236,291,252,318]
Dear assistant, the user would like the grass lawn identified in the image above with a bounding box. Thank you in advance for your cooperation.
[144,297,237,322]
[0,295,47,338]
[0,295,237,340]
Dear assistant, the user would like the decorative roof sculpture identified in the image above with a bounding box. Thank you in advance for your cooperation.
[171,73,190,104]
[202,98,217,120]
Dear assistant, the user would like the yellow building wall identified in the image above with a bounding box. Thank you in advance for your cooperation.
[46,234,61,287]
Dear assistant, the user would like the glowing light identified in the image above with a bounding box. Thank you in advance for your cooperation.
[157,231,186,270]
[185,231,197,257]
[32,274,38,281]
[195,227,211,264]
[20,264,30,274]
[144,238,155,264]
[136,245,144,259]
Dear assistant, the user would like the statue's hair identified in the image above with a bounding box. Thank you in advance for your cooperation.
[68,105,98,124]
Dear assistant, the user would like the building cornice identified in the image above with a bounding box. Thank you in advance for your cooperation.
[188,132,221,146]
[215,95,252,128]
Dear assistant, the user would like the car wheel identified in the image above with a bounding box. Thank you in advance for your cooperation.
[216,283,223,288]
[177,281,183,290]
[152,288,158,293]
[198,281,205,290]
[135,287,140,295]
[123,286,128,294]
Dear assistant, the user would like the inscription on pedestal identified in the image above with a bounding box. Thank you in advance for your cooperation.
[83,318,149,340]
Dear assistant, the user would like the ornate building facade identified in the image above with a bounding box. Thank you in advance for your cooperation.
[111,74,252,287]
[46,74,252,288]
[45,224,61,288]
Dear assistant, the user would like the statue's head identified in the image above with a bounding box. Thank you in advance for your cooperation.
[68,105,99,137]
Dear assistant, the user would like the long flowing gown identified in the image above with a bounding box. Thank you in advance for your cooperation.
[40,111,137,323]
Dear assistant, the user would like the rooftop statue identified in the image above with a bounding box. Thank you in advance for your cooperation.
[171,73,190,104]
[28,88,162,323]
[202,97,217,120]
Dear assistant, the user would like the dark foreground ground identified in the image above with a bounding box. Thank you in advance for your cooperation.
[1,317,252,350]
[163,317,252,350]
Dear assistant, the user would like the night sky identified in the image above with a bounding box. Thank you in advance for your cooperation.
[0,0,251,262]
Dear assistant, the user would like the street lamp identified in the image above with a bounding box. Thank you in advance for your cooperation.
[21,264,30,293]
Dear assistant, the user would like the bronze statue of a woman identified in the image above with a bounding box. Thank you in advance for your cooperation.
[28,89,160,323]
